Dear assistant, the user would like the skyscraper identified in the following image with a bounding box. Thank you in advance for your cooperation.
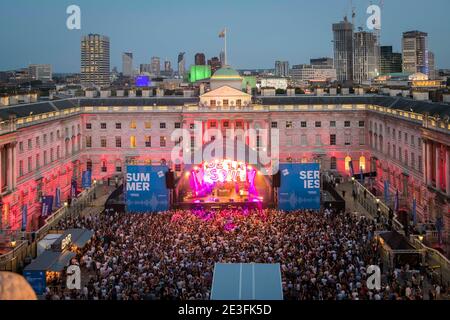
[195,53,206,66]
[380,46,402,74]
[178,52,186,77]
[353,31,380,83]
[122,52,133,77]
[81,34,110,87]
[428,51,436,80]
[275,61,290,77]
[151,57,161,76]
[208,57,222,74]
[332,19,354,83]
[402,31,429,75]
[164,60,172,72]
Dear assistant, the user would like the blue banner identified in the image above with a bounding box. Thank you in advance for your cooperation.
[41,196,54,217]
[384,180,390,205]
[22,205,27,231]
[71,180,78,198]
[125,165,169,213]
[55,188,61,208]
[278,163,321,211]
[24,271,46,296]
[394,189,399,212]
[82,171,92,189]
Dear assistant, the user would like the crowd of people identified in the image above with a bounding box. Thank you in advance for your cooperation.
[44,207,445,300]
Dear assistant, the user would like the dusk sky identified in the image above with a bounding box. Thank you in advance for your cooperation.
[1,0,449,72]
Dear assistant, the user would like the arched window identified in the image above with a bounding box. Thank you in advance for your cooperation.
[345,156,352,172]
[359,156,366,171]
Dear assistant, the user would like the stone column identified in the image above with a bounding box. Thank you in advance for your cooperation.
[426,140,433,186]
[0,145,3,193]
[446,147,450,197]
[436,143,441,191]
[422,139,427,183]
[6,144,13,191]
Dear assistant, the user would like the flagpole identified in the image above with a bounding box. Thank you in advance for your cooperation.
[224,28,228,66]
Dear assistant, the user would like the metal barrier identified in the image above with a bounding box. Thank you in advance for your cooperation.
[353,180,450,285]
[0,184,103,272]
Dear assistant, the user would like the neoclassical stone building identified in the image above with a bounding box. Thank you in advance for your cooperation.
[0,79,449,239]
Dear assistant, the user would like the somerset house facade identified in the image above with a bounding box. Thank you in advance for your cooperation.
[0,67,449,243]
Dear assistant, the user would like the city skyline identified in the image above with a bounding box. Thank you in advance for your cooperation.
[1,0,450,73]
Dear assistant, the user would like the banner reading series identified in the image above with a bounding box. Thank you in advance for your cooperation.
[278,163,321,211]
[125,165,169,213]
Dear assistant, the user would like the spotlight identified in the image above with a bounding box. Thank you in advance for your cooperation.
[247,165,253,170]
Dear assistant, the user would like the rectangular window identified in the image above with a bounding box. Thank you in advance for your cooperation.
[210,100,216,107]
[236,99,242,107]
[19,142,24,152]
[271,122,278,128]
[398,147,402,161]
[101,123,107,129]
[210,122,217,128]
[344,121,351,127]
[418,156,423,173]
[50,148,54,162]
[145,121,152,129]
[345,134,351,146]
[190,123,195,130]
[286,121,293,129]
[43,151,47,165]
[301,121,307,128]
[130,136,137,148]
[235,121,243,129]
[36,154,40,169]
[330,121,336,127]
[223,121,229,128]
[160,136,166,147]
[19,160,24,176]
[145,136,152,147]
[36,137,40,147]
[223,99,229,107]
[28,139,32,150]
[86,123,92,130]
[411,152,415,169]
[301,134,307,146]
[116,137,122,148]
[86,136,92,148]
[359,131,366,145]
[330,157,337,170]
[315,121,321,128]
[175,122,181,129]
[116,123,122,129]
[315,135,322,146]
[50,132,54,143]
[130,121,137,129]
[160,122,166,129]
[27,157,32,173]
[101,137,107,148]
[330,134,336,146]
[358,121,365,127]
